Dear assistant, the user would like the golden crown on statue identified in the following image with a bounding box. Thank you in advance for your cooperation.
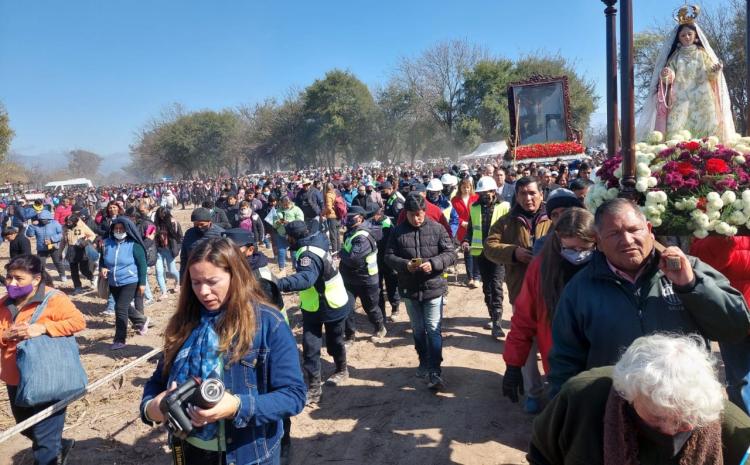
[675,4,701,25]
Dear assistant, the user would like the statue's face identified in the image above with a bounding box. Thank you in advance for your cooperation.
[678,27,696,47]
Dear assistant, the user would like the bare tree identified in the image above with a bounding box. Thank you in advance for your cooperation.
[397,39,488,152]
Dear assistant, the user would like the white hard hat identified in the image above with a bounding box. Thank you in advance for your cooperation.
[426,178,444,192]
[440,174,458,186]
[475,176,498,193]
[459,163,469,171]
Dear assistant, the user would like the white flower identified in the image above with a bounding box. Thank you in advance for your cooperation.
[735,155,747,165]
[679,130,692,139]
[635,180,649,192]
[636,163,651,178]
[707,192,721,202]
[644,206,659,216]
[666,139,679,148]
[733,199,745,210]
[647,177,658,187]
[729,211,747,225]
[721,191,737,204]
[693,228,709,239]
[708,210,721,220]
[647,131,664,144]
[651,217,663,227]
[675,200,685,211]
[742,190,750,202]
[613,166,623,178]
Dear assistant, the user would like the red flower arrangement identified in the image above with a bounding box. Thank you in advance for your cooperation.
[514,141,585,160]
[705,158,730,175]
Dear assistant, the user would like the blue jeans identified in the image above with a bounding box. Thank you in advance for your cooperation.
[7,384,67,465]
[464,250,481,281]
[404,297,444,375]
[155,247,180,294]
[276,233,297,270]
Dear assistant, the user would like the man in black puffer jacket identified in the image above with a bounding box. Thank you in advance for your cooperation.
[384,194,456,391]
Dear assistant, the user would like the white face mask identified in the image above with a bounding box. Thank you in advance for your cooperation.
[113,232,127,241]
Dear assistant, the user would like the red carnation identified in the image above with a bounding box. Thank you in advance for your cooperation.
[676,161,696,176]
[696,197,707,211]
[684,141,702,152]
[705,158,730,175]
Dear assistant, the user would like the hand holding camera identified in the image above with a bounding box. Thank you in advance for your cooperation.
[156,377,233,440]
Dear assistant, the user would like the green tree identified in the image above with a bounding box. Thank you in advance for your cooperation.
[67,149,103,178]
[302,69,376,167]
[372,83,417,164]
[458,58,515,148]
[0,103,15,164]
[512,53,599,137]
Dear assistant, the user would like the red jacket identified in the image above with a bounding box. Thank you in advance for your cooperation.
[54,205,72,224]
[451,194,478,243]
[503,256,553,373]
[690,236,750,303]
[397,199,452,238]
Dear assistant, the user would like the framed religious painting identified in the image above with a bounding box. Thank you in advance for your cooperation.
[507,75,574,154]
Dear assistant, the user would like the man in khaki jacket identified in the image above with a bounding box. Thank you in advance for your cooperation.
[483,176,551,413]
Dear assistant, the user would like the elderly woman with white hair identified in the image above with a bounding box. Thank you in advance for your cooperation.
[528,333,750,465]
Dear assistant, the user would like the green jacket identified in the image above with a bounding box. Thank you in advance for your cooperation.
[530,366,750,465]
[548,251,750,394]
[273,205,304,236]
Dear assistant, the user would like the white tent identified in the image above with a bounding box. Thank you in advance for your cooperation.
[459,141,508,161]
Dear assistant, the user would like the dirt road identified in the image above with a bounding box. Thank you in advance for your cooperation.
[1,209,533,465]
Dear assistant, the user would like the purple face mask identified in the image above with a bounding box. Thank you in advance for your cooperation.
[7,284,34,300]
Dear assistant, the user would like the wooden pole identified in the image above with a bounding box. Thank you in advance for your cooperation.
[603,0,620,157]
[0,347,162,444]
[619,0,637,195]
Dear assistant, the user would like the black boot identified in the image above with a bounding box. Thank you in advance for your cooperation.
[326,361,349,386]
[389,304,400,321]
[306,372,322,405]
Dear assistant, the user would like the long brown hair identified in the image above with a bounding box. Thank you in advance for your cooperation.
[162,238,271,376]
[453,177,474,201]
[539,208,595,322]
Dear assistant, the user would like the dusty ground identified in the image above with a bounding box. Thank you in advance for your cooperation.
[1,208,533,465]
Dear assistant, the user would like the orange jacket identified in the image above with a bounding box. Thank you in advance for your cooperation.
[0,288,86,386]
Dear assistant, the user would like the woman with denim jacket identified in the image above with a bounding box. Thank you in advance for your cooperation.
[140,237,305,465]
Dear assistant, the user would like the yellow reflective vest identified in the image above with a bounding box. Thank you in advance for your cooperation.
[294,246,349,312]
[469,202,509,256]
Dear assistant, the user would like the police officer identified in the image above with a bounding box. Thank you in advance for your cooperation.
[221,228,284,311]
[381,181,405,219]
[370,206,401,321]
[461,176,510,338]
[221,228,292,463]
[340,206,387,343]
[277,221,353,404]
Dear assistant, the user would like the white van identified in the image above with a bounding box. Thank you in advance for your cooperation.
[44,178,94,191]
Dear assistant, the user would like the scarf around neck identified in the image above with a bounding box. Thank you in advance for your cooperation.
[603,388,722,465]
[168,308,222,440]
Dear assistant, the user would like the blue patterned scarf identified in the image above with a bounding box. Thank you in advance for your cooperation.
[168,308,222,440]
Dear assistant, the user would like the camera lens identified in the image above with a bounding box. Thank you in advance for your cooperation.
[200,379,225,404]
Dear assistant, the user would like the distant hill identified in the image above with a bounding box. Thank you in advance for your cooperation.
[9,151,131,175]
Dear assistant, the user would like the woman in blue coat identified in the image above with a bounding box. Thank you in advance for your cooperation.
[140,237,305,465]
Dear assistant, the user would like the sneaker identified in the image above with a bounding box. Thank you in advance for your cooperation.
[325,369,349,386]
[103,308,116,316]
[371,325,387,341]
[524,397,542,414]
[137,317,150,336]
[415,366,430,379]
[110,342,126,351]
[92,276,98,288]
[467,279,476,288]
[59,438,75,465]
[344,334,356,348]
[144,299,155,307]
[71,288,84,295]
[427,373,445,391]
[484,321,494,330]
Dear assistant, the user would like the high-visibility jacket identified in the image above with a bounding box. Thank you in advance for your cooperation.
[342,230,378,276]
[470,202,509,256]
[294,246,348,313]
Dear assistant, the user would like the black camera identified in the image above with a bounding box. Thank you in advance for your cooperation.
[159,377,225,440]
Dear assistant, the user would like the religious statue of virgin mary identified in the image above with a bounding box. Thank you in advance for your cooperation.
[636,5,736,142]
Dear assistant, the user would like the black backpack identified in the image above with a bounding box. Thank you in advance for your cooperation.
[143,238,157,267]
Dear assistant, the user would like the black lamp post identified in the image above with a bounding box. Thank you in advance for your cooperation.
[619,0,636,196]
[602,0,620,158]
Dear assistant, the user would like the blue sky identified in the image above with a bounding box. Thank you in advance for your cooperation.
[0,0,728,165]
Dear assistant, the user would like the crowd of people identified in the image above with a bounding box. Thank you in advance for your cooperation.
[1,153,750,465]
